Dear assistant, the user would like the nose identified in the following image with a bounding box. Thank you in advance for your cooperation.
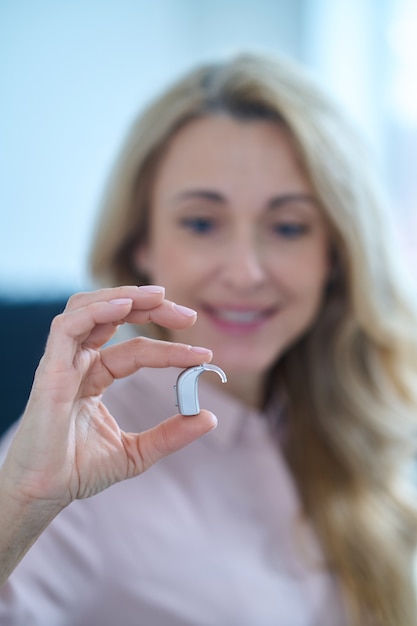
[220,232,267,290]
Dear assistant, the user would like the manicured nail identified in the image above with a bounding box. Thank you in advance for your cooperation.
[138,285,165,293]
[109,298,133,305]
[190,346,212,354]
[173,303,197,317]
[208,413,218,429]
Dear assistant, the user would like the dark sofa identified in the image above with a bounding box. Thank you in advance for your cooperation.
[0,297,68,437]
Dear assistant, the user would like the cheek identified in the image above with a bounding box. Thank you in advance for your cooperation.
[147,253,179,286]
[298,259,330,318]
[136,233,182,280]
[269,244,330,290]
[141,245,207,299]
[300,266,330,305]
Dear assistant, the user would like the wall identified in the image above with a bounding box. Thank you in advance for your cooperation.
[1,0,415,298]
[0,0,305,297]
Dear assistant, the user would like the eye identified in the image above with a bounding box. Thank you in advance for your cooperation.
[180,217,216,235]
[272,222,309,238]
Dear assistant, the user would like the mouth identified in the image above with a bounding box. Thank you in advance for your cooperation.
[202,304,279,334]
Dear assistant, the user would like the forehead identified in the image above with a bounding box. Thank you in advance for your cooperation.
[152,114,312,199]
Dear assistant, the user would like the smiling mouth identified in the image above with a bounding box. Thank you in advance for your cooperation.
[203,305,278,326]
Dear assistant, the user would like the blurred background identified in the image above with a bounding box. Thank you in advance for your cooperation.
[0,0,416,425]
[1,0,416,298]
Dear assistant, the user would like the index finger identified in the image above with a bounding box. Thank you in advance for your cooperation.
[43,295,199,372]
[43,298,137,370]
[64,285,166,313]
[122,300,198,329]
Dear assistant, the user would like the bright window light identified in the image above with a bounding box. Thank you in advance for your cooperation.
[388,0,417,126]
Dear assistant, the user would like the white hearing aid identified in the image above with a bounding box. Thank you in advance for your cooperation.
[174,364,227,415]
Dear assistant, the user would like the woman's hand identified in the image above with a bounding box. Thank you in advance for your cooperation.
[0,285,216,512]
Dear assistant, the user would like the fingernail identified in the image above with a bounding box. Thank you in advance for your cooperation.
[173,303,197,317]
[138,285,165,293]
[190,346,212,354]
[109,298,133,305]
[208,413,218,429]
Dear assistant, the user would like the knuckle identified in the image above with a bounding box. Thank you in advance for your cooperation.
[159,421,175,454]
[130,336,151,349]
[49,311,67,333]
[65,291,88,310]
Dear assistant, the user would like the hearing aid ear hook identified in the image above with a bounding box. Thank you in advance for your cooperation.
[174,364,227,416]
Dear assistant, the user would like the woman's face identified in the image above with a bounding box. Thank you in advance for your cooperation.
[135,115,330,386]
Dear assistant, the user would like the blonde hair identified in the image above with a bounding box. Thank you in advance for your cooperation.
[90,52,417,624]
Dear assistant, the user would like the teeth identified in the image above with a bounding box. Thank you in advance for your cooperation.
[215,310,263,323]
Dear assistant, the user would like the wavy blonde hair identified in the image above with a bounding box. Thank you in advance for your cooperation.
[90,53,417,624]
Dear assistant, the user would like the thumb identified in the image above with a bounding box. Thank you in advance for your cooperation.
[122,410,218,475]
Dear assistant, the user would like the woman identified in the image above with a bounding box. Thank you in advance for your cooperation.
[0,52,416,625]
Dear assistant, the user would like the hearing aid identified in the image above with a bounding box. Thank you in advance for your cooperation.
[174,364,227,415]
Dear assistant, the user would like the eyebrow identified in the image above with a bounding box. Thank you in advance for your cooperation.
[173,189,318,210]
[173,189,225,203]
[267,193,318,210]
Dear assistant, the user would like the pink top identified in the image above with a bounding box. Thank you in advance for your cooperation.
[0,366,346,625]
